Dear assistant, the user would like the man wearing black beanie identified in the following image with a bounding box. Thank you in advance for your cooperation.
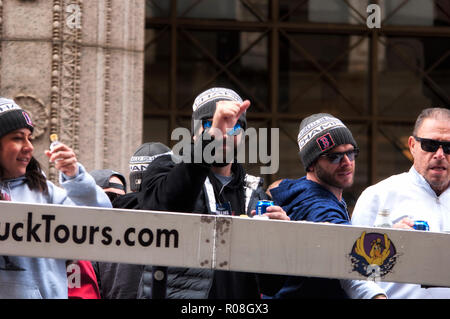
[91,142,174,299]
[265,113,386,299]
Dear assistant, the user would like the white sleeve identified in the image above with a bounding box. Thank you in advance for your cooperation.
[351,185,381,227]
[340,279,386,299]
[342,185,387,299]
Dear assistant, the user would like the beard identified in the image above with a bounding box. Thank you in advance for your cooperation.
[220,135,243,163]
[315,162,354,190]
[207,134,242,166]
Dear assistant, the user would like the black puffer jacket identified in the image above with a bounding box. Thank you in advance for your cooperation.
[92,192,144,299]
[136,143,270,299]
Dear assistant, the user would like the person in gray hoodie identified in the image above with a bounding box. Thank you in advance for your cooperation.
[0,97,111,298]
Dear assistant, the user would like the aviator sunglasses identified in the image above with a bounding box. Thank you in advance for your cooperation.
[203,120,243,136]
[414,136,450,154]
[320,148,360,164]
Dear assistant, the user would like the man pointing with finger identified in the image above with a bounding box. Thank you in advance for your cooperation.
[137,87,288,299]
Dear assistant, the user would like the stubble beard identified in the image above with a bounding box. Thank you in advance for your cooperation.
[315,163,354,190]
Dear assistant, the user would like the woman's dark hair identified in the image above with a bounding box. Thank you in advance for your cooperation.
[25,157,48,194]
[0,156,48,193]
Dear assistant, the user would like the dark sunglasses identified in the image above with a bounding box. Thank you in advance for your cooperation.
[203,120,243,136]
[320,148,359,164]
[105,182,125,191]
[414,136,450,155]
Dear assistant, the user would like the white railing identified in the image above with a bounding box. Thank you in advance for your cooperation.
[0,201,449,287]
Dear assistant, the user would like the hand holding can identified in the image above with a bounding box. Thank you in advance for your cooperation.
[413,220,430,231]
[256,200,274,216]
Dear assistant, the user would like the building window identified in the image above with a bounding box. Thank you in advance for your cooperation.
[144,0,450,213]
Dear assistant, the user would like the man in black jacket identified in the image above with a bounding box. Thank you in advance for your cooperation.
[137,87,289,299]
[92,143,173,298]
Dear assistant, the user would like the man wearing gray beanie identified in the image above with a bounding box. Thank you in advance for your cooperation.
[264,113,386,299]
[136,87,290,299]
[298,113,358,172]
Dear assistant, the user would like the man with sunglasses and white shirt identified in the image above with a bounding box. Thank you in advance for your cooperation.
[265,113,385,299]
[344,107,450,299]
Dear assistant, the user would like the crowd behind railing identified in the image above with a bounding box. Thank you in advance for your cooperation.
[0,92,449,299]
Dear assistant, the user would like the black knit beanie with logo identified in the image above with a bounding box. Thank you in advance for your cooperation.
[0,97,34,138]
[297,113,357,170]
[129,142,173,192]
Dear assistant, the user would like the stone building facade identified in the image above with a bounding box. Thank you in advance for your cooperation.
[0,0,145,186]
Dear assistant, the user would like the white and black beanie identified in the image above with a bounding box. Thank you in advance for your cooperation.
[297,113,357,170]
[0,97,34,138]
[129,142,173,192]
[191,87,247,135]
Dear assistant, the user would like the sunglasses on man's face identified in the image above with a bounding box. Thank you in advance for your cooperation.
[414,136,450,154]
[320,148,360,164]
[202,120,243,136]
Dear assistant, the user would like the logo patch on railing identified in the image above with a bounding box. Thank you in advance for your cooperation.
[349,232,398,282]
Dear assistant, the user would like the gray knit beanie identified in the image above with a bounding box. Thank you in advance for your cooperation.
[297,113,357,170]
[90,169,127,192]
[129,142,173,192]
[191,87,247,135]
[0,97,34,138]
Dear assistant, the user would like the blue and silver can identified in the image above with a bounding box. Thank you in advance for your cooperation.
[413,220,430,231]
[256,200,274,216]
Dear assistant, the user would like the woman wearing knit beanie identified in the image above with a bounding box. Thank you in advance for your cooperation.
[0,97,111,298]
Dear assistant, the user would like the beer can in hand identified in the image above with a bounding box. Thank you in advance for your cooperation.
[413,220,430,231]
[256,200,274,216]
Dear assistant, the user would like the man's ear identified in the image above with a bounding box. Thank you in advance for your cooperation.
[306,160,316,173]
[408,135,417,159]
